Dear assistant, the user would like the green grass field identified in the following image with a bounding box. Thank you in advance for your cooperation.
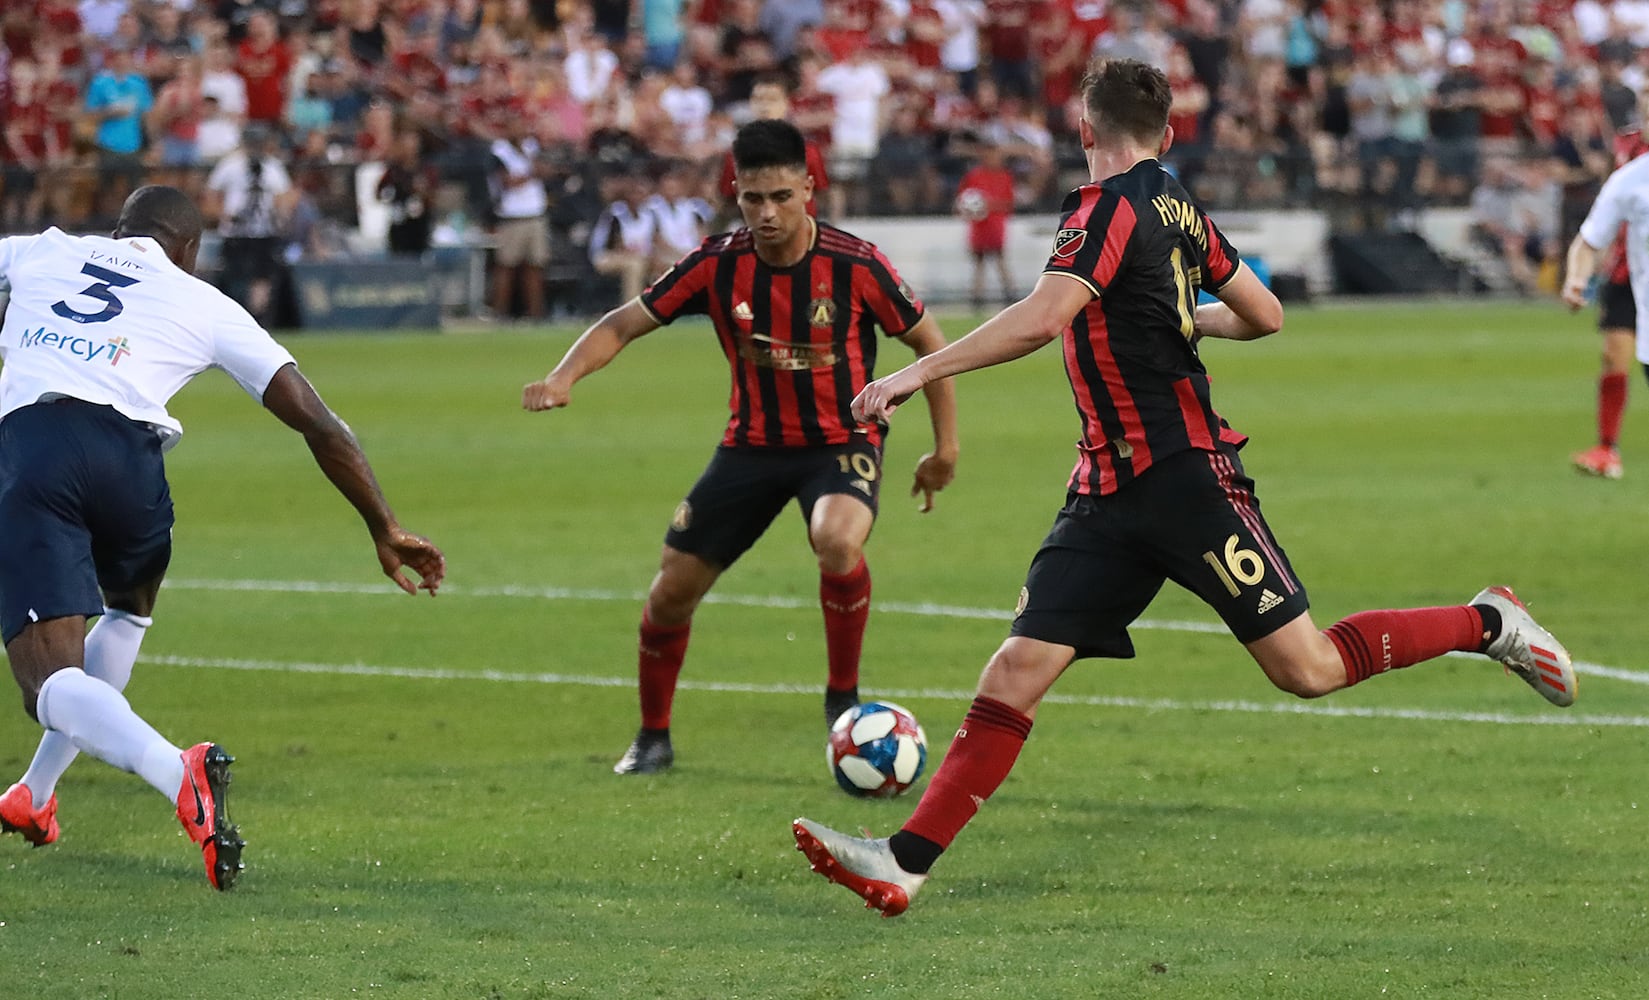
[3,300,1648,999]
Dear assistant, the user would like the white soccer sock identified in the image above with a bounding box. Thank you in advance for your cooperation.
[35,667,184,802]
[19,610,152,808]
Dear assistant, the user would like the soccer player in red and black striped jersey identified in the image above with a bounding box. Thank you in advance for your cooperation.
[523,119,958,775]
[792,59,1577,918]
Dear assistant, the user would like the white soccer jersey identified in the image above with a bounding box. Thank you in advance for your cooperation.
[1581,154,1649,362]
[0,227,296,450]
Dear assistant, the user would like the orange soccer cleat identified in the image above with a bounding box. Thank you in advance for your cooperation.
[1571,445,1623,480]
[0,782,59,846]
[176,743,245,890]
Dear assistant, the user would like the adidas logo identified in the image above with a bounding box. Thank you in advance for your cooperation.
[1257,589,1283,614]
[850,477,871,495]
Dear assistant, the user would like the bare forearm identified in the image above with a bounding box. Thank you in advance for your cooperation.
[1566,235,1600,291]
[304,421,397,535]
[1195,302,1267,341]
[912,297,1061,384]
[547,317,635,385]
[919,374,959,458]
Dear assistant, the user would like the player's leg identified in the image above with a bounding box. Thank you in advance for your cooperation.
[1575,281,1634,478]
[1168,449,1576,704]
[616,449,793,773]
[14,584,158,823]
[800,439,883,726]
[970,249,987,312]
[795,490,1157,914]
[992,249,1014,306]
[795,634,1074,916]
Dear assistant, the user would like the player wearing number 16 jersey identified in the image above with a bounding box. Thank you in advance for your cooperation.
[0,186,445,888]
[524,120,959,776]
[793,59,1576,918]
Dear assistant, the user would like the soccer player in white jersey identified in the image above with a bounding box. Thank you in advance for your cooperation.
[1563,152,1649,381]
[0,186,446,889]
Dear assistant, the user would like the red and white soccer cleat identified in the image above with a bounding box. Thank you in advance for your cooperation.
[1571,445,1623,480]
[1473,586,1576,708]
[0,782,59,846]
[793,817,927,917]
[176,743,245,890]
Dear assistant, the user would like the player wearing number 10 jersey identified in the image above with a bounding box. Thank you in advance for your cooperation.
[524,120,959,776]
[793,59,1577,918]
[0,186,445,889]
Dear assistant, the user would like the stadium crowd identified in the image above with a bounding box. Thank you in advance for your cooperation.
[0,0,1641,308]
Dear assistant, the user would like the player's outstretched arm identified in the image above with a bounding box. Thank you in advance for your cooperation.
[895,314,959,512]
[1195,263,1284,342]
[522,298,661,411]
[262,364,446,596]
[852,273,1090,423]
[1561,233,1602,310]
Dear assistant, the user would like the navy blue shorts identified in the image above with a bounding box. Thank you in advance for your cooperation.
[665,439,882,568]
[0,399,174,644]
[1009,445,1310,659]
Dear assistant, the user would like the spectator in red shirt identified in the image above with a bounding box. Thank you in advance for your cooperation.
[983,0,1034,100]
[954,139,1015,311]
[2,59,59,231]
[237,10,292,126]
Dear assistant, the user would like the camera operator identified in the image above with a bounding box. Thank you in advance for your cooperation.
[205,123,297,325]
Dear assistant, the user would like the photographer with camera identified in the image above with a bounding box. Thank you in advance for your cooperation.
[205,124,297,325]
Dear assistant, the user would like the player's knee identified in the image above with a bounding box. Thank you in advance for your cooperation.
[1267,658,1341,699]
[811,535,862,575]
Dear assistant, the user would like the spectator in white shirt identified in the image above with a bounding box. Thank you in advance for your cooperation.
[816,42,889,218]
[589,172,659,303]
[644,164,713,277]
[565,30,620,106]
[659,62,714,146]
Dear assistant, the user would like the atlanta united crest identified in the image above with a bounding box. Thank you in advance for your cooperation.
[808,297,836,327]
[1052,228,1087,258]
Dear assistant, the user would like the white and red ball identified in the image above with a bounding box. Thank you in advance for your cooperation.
[828,701,928,798]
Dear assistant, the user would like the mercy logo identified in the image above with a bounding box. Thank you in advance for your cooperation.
[19,327,135,366]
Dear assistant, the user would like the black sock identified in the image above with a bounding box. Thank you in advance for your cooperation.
[1472,604,1502,652]
[888,830,943,875]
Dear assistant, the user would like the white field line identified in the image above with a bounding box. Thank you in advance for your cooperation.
[133,653,1649,728]
[164,576,1644,685]
[122,576,1649,728]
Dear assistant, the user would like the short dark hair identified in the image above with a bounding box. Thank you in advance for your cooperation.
[1080,58,1172,146]
[113,185,203,247]
[750,71,791,93]
[732,119,807,173]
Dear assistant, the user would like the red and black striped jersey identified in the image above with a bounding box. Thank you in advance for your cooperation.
[639,222,924,449]
[1042,159,1245,496]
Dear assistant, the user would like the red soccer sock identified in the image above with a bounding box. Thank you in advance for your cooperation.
[820,558,871,694]
[1599,372,1628,449]
[900,696,1033,856]
[637,612,692,730]
[1325,605,1485,686]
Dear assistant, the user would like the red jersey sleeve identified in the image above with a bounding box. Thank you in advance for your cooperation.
[1042,185,1136,297]
[860,247,924,337]
[1198,211,1242,291]
[640,242,716,323]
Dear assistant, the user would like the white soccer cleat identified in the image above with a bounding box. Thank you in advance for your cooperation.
[792,817,927,917]
[1473,586,1576,707]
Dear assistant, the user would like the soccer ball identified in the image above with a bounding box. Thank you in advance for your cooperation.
[956,187,990,221]
[828,701,928,798]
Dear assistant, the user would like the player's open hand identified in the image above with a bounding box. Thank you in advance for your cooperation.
[852,366,925,423]
[523,377,572,412]
[911,452,956,513]
[375,525,446,596]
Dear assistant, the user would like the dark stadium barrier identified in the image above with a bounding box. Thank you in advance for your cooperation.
[290,258,442,330]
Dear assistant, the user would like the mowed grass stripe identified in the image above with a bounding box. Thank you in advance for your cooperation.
[161,575,1647,686]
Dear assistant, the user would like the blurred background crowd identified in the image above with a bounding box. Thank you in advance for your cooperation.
[0,0,1637,318]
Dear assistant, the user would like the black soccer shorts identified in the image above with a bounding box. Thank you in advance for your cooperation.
[1009,445,1310,659]
[664,437,883,568]
[1598,279,1636,333]
[0,399,174,644]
